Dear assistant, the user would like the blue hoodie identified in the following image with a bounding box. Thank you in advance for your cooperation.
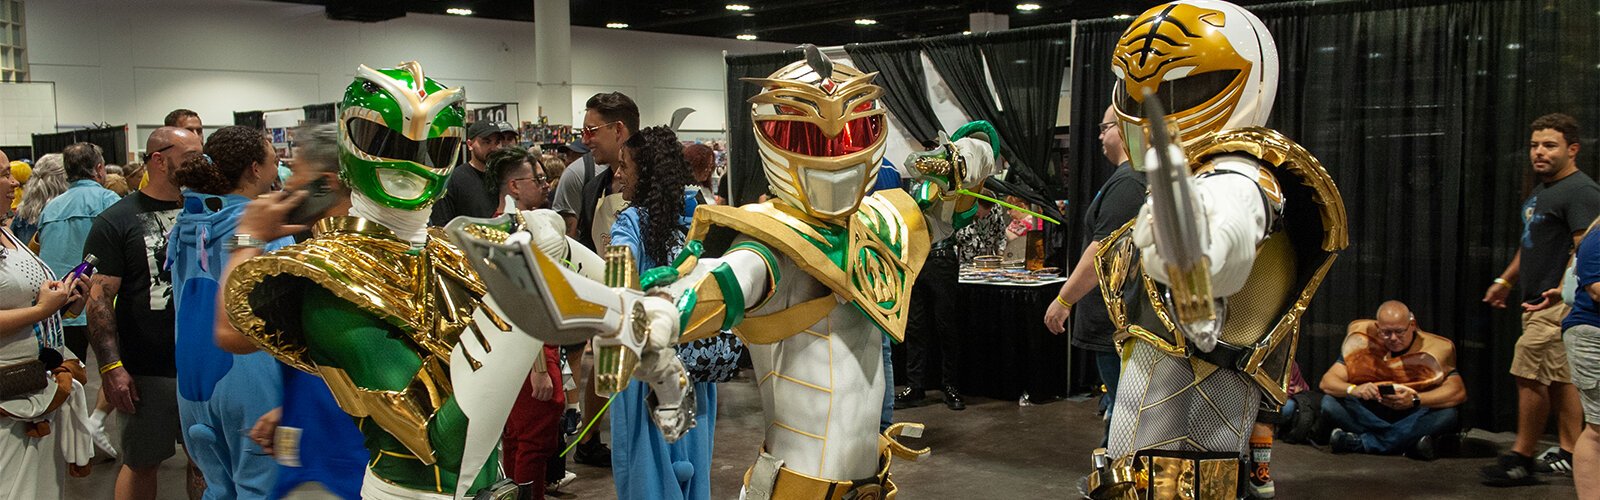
[166,191,287,499]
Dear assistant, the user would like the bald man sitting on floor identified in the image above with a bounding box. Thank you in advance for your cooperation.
[1318,301,1468,460]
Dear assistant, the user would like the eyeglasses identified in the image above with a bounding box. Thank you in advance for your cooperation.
[580,120,622,140]
[1375,328,1410,339]
[143,143,177,162]
[511,175,550,186]
[1097,122,1117,133]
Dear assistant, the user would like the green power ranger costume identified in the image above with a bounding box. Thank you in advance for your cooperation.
[225,62,522,499]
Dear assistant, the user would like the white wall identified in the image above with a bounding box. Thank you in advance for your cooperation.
[25,0,787,148]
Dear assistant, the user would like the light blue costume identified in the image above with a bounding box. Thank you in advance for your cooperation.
[609,191,718,500]
[37,179,119,327]
[167,192,287,499]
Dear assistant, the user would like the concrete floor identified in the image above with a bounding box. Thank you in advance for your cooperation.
[65,370,1577,499]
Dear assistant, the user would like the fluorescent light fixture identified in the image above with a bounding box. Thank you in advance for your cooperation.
[606,22,630,29]
[1111,14,1133,20]
[854,18,877,25]
[446,7,472,16]
[737,33,758,40]
[1017,3,1042,11]
[725,4,751,11]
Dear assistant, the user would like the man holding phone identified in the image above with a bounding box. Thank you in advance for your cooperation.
[1482,113,1600,484]
[1318,301,1467,459]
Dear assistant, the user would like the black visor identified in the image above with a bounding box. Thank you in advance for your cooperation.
[345,117,462,170]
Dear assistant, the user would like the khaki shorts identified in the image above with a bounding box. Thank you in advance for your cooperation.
[1564,324,1600,422]
[1513,303,1573,384]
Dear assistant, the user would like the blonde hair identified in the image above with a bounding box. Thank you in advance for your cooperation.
[15,154,67,225]
[102,173,130,196]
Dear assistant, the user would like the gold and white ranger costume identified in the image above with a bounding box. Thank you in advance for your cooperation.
[1086,1,1348,498]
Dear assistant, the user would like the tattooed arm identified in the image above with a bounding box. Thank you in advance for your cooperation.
[88,274,139,413]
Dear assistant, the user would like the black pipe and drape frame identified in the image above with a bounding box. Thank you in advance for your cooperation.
[726,0,1600,432]
[32,125,129,166]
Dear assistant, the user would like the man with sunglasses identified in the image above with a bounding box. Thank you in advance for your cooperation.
[1317,301,1466,459]
[429,120,518,226]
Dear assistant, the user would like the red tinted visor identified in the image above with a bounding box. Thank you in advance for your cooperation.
[757,115,883,157]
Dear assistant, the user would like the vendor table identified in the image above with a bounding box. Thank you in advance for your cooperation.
[953,276,1099,402]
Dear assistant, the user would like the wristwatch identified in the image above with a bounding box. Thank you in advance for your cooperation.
[228,233,267,252]
[1411,394,1422,408]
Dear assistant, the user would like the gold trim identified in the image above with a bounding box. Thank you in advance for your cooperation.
[1186,127,1348,252]
[687,190,927,343]
[736,296,837,345]
[317,366,437,464]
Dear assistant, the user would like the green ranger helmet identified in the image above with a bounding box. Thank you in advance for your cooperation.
[338,61,466,210]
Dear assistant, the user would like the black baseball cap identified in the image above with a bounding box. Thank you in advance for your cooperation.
[468,120,516,140]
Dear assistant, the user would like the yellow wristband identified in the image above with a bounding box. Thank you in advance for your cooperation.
[1493,278,1510,287]
[1346,384,1357,396]
[99,361,123,375]
[1055,295,1073,309]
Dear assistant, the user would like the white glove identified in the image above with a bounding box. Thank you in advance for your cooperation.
[630,296,696,442]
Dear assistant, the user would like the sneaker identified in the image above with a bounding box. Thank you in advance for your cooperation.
[1406,435,1438,461]
[1246,460,1275,499]
[1480,452,1540,487]
[560,408,581,437]
[1533,447,1573,476]
[546,471,577,492]
[1328,429,1362,454]
[573,438,612,468]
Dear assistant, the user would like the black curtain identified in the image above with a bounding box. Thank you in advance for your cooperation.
[724,49,802,206]
[922,25,1069,191]
[233,111,266,130]
[303,103,337,125]
[1225,0,1600,433]
[844,40,942,146]
[1063,18,1128,266]
[31,125,128,167]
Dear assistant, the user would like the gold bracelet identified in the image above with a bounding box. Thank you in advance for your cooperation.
[1055,295,1073,309]
[1346,384,1357,396]
[99,361,123,375]
[1493,278,1510,287]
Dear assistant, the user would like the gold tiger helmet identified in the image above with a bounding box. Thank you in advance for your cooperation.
[1112,0,1278,168]
[743,48,887,222]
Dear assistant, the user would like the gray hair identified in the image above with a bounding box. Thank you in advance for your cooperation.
[295,123,339,175]
[15,154,67,224]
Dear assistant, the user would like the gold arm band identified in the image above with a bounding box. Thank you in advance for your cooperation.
[1493,278,1510,287]
[99,361,123,374]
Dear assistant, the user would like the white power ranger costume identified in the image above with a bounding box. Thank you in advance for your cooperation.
[1084,1,1348,499]
[446,47,1001,500]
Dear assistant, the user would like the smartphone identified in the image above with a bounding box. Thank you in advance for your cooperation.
[286,176,338,226]
[64,254,98,283]
[1379,383,1396,396]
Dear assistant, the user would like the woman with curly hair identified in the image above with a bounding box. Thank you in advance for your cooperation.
[607,126,740,500]
[167,125,287,498]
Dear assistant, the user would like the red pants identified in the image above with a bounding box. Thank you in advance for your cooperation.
[502,345,565,498]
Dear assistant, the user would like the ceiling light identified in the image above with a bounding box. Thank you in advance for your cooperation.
[1017,3,1042,11]
[725,4,751,11]
[1111,14,1133,20]
[737,33,758,40]
[854,18,877,26]
[445,7,472,16]
[606,22,630,29]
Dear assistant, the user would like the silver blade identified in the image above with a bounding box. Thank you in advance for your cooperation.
[1139,94,1219,343]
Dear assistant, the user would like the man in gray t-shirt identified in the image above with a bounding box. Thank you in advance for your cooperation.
[551,140,603,236]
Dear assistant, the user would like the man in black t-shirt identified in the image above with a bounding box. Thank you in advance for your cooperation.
[85,126,201,498]
[429,120,516,226]
[1044,105,1144,444]
[1482,113,1600,485]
